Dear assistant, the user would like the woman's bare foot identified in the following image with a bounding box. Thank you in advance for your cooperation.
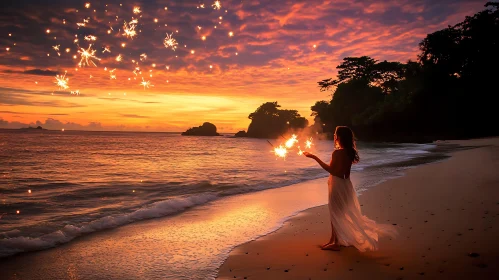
[321,243,340,251]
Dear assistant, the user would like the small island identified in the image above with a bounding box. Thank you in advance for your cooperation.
[181,122,221,136]
[20,126,46,130]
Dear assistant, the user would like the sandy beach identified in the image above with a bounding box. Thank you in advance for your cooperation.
[218,138,499,279]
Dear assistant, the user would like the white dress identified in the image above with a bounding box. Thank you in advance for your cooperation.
[328,175,397,251]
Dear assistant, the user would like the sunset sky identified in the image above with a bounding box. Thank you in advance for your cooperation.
[0,0,485,132]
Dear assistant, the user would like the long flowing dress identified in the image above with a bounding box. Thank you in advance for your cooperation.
[327,151,397,252]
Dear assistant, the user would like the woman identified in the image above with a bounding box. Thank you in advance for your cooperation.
[303,126,397,251]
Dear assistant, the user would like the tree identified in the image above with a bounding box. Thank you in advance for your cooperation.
[246,102,308,138]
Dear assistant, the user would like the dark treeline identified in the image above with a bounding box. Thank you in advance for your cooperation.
[312,2,499,142]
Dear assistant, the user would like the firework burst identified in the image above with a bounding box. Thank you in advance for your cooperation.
[123,19,138,39]
[212,1,222,10]
[77,44,101,67]
[140,77,153,89]
[55,72,69,90]
[84,35,97,41]
[163,33,178,51]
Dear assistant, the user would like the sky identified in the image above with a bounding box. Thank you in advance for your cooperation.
[0,0,486,133]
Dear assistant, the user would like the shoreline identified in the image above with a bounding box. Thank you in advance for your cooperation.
[0,140,486,279]
[217,137,499,279]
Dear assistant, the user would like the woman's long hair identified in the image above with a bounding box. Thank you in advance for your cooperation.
[334,126,360,163]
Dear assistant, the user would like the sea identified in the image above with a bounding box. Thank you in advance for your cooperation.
[0,129,446,279]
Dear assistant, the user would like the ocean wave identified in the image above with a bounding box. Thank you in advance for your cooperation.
[0,193,218,258]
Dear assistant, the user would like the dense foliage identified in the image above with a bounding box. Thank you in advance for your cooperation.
[313,2,499,142]
[243,102,309,138]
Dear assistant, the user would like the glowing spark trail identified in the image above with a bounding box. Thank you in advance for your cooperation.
[123,19,138,39]
[285,134,298,148]
[52,45,60,51]
[140,53,147,61]
[77,44,101,67]
[297,146,304,156]
[55,72,69,90]
[103,46,111,53]
[212,1,222,10]
[71,90,80,95]
[133,6,141,14]
[140,77,153,89]
[116,54,122,62]
[163,33,178,51]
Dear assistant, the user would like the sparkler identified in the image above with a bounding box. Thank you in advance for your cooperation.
[55,71,69,90]
[285,134,298,148]
[163,33,178,51]
[140,77,153,89]
[123,19,138,39]
[274,145,288,159]
[77,44,101,67]
[305,137,313,149]
[212,0,222,10]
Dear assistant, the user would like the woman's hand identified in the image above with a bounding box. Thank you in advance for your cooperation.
[303,152,315,158]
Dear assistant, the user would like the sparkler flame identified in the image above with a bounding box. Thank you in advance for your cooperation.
[212,1,222,10]
[285,134,298,148]
[163,33,178,51]
[77,44,101,67]
[55,72,69,90]
[274,145,288,159]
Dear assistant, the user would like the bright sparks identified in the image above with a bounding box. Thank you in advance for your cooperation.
[133,6,141,14]
[77,44,101,67]
[274,145,288,159]
[103,46,111,53]
[228,31,234,37]
[84,3,90,8]
[116,54,122,62]
[212,1,222,10]
[52,45,60,51]
[140,77,153,89]
[163,33,178,51]
[123,19,138,39]
[285,134,298,148]
[84,35,97,41]
[55,72,69,90]
[305,138,313,149]
[140,53,147,61]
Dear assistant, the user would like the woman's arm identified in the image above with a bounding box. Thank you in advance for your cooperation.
[303,152,333,174]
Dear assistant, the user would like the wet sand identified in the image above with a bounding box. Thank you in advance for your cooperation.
[217,138,499,279]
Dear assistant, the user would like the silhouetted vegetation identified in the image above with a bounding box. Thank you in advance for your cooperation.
[239,102,308,138]
[182,122,220,136]
[313,3,499,142]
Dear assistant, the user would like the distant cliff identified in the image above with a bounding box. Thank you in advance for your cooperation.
[181,122,220,136]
